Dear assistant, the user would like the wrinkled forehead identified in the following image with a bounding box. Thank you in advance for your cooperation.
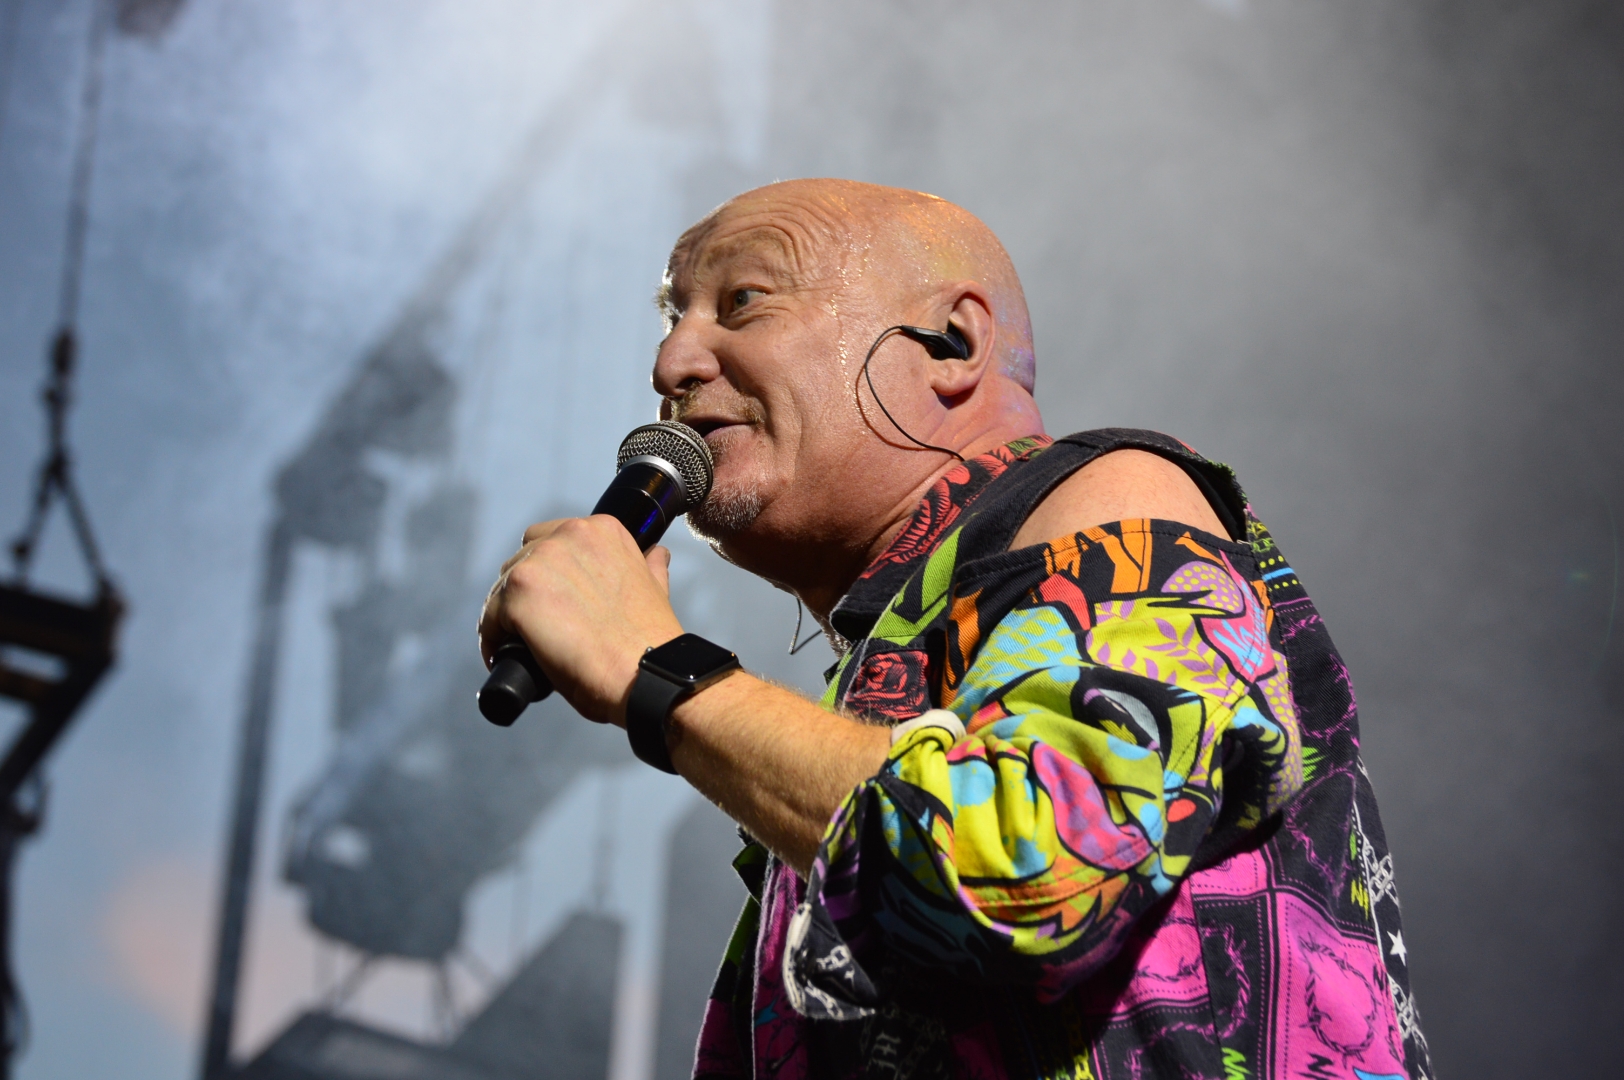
[666,193,862,293]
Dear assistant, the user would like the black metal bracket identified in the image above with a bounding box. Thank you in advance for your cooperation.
[0,580,121,1077]
[0,582,123,798]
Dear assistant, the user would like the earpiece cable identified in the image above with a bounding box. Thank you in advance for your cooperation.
[789,597,821,655]
[862,326,967,463]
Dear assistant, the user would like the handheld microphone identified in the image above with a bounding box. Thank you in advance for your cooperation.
[477,421,715,726]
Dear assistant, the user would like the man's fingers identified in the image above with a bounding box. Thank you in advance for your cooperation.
[477,582,514,668]
[499,516,592,577]
[498,518,567,576]
[489,519,615,641]
[497,544,533,577]
[520,517,572,547]
[474,513,685,723]
[646,545,672,593]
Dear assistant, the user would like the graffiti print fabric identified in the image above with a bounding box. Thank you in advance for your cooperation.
[691,431,1432,1080]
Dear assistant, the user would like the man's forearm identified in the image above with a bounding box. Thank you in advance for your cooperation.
[665,672,891,875]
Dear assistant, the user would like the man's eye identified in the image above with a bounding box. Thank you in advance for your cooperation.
[730,288,761,312]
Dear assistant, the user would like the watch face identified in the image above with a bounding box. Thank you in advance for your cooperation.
[642,633,739,686]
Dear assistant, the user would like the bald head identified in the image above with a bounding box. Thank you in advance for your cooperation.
[667,179,1036,391]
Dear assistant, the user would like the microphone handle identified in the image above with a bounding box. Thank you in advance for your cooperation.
[477,461,684,726]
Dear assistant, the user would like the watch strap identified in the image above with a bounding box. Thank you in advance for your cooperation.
[626,667,687,774]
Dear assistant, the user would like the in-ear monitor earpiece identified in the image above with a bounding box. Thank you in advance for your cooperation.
[897,323,970,361]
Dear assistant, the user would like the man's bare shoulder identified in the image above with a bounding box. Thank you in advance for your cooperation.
[1009,448,1228,551]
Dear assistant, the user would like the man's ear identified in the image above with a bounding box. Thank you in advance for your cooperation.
[924,285,996,400]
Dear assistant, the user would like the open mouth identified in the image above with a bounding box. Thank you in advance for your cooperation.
[686,419,748,440]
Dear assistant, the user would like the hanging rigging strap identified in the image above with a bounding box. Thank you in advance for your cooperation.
[9,0,113,595]
[9,329,112,592]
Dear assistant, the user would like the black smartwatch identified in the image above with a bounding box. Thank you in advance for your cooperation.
[626,633,741,774]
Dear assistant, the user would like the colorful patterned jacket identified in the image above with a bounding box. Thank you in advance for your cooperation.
[692,430,1432,1080]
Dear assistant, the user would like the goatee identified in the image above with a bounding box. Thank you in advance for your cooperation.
[686,483,764,543]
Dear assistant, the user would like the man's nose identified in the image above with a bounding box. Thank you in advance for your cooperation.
[652,316,723,399]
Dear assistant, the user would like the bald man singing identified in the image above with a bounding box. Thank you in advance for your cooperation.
[480,181,1432,1080]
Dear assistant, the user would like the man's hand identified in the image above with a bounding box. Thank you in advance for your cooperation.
[479,515,893,875]
[478,515,685,727]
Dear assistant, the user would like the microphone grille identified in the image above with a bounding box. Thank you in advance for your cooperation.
[616,422,715,510]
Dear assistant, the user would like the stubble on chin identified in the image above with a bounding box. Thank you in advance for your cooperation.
[669,395,771,545]
[685,483,765,546]
[687,433,768,543]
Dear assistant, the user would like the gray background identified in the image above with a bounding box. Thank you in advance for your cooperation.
[0,1,1619,1078]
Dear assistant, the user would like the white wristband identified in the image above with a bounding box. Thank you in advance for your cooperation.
[889,708,967,747]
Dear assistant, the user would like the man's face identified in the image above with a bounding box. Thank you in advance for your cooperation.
[653,193,895,551]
